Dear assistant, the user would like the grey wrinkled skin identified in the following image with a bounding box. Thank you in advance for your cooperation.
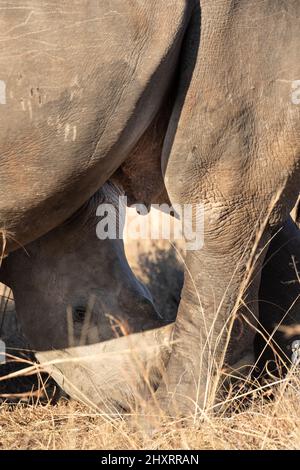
[0,0,191,252]
[0,1,300,415]
[160,0,300,413]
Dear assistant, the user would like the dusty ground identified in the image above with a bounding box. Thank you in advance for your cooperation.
[0,209,300,450]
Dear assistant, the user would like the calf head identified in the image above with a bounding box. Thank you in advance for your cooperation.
[1,182,172,410]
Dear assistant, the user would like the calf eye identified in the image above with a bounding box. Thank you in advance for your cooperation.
[73,306,86,323]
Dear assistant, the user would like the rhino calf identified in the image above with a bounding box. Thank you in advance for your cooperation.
[0,182,173,410]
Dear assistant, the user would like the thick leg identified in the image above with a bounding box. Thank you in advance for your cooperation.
[158,1,300,416]
[255,217,300,375]
[156,202,270,415]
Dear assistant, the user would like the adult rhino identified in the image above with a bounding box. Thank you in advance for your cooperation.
[0,0,299,415]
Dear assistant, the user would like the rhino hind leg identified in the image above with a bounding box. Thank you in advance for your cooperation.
[254,217,300,379]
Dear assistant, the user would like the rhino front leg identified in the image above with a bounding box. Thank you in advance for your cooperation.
[155,199,271,416]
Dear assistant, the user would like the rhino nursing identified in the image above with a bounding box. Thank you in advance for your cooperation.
[0,0,300,416]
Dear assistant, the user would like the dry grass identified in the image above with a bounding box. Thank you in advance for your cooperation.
[0,374,300,450]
